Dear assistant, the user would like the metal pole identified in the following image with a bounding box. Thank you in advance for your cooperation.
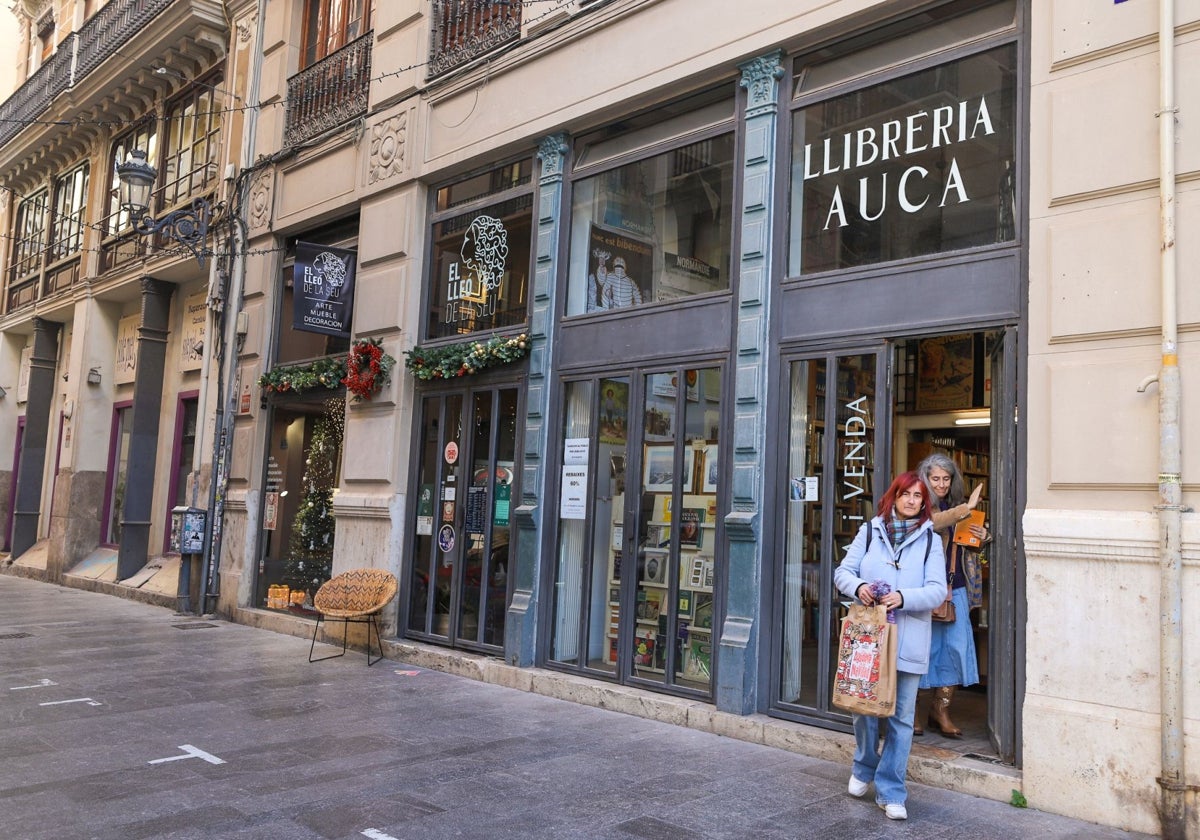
[198,0,266,614]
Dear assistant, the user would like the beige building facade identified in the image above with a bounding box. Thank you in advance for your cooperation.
[1,0,1195,836]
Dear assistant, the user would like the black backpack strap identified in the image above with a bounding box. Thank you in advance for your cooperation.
[863,522,872,552]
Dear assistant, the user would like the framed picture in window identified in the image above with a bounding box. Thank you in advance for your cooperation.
[643,445,674,492]
[642,550,668,585]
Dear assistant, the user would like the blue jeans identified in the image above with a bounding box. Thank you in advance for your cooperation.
[851,670,920,805]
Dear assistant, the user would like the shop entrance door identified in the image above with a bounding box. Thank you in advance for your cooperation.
[776,350,884,715]
[773,331,1018,763]
[548,366,724,698]
[407,386,519,651]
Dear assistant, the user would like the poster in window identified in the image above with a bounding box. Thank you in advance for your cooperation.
[584,224,653,312]
[292,242,357,338]
[916,333,975,412]
[599,379,629,445]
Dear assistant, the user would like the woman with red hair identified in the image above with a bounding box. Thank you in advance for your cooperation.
[833,470,947,821]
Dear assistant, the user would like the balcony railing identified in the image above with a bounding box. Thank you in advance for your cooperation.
[283,33,372,148]
[0,0,176,149]
[429,0,522,78]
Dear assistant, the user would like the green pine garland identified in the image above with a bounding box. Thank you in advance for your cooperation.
[258,356,347,396]
[404,333,529,380]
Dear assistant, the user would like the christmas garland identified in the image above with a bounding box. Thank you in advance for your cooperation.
[404,333,529,380]
[342,337,395,401]
[257,338,396,399]
[257,356,347,396]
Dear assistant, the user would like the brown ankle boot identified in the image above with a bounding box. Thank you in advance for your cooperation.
[927,686,963,738]
[913,689,930,736]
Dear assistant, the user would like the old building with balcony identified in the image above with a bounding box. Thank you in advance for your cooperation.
[0,0,245,592]
[2,1,1196,836]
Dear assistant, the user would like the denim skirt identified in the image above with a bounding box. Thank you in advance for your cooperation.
[919,586,980,689]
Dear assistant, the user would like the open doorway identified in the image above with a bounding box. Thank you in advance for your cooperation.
[891,330,1005,758]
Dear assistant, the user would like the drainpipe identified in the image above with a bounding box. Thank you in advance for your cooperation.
[198,0,266,614]
[1151,1,1188,836]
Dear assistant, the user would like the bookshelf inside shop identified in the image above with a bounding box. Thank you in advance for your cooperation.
[606,483,717,685]
[803,363,876,566]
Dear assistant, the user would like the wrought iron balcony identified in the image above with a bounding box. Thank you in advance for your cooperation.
[429,0,522,77]
[0,0,176,149]
[283,34,373,148]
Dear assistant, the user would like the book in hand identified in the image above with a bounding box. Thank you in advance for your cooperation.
[953,510,986,548]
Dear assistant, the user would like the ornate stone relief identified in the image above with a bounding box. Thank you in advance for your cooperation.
[738,52,784,117]
[367,113,407,185]
[248,167,273,232]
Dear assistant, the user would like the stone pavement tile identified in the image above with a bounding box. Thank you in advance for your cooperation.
[110,805,257,840]
[291,792,448,838]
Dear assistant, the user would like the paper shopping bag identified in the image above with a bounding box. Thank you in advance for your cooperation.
[831,603,898,717]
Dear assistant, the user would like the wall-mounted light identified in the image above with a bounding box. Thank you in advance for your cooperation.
[116,148,218,267]
[87,367,102,385]
[954,415,990,427]
[0,385,7,399]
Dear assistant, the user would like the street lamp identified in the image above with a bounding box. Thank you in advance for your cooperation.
[116,149,216,268]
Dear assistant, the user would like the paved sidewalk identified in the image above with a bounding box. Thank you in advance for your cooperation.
[0,576,1153,840]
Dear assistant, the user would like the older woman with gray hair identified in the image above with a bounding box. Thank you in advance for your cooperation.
[914,452,988,738]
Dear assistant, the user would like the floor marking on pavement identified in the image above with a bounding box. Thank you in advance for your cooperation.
[11,679,57,690]
[361,830,400,840]
[39,697,102,707]
[148,744,225,765]
[394,670,420,676]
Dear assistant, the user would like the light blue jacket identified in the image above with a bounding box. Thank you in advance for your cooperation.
[833,516,947,675]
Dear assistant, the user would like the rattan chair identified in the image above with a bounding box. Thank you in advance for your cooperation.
[308,568,398,666]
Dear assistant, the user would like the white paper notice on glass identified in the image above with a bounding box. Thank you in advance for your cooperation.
[416,516,433,536]
[563,437,590,466]
[789,476,820,503]
[560,465,588,519]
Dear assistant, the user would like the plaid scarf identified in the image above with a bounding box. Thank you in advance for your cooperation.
[887,511,920,551]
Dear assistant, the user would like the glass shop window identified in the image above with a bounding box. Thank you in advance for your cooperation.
[566,114,735,316]
[425,159,534,340]
[790,40,1017,275]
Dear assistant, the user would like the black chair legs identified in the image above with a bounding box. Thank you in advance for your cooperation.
[308,612,384,665]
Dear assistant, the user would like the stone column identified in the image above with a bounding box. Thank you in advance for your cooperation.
[507,132,568,666]
[717,52,784,715]
[116,278,174,580]
[11,317,62,558]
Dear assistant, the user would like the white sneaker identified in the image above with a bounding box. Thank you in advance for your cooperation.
[879,802,908,820]
[847,776,869,797]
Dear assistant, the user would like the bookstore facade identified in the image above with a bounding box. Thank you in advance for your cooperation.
[769,7,1023,762]
[501,0,1029,762]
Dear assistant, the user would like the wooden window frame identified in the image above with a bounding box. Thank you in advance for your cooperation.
[301,0,372,69]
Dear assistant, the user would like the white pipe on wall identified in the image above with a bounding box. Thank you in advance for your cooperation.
[1154,0,1188,837]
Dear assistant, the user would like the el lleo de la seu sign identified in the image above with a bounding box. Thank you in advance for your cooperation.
[802,95,997,230]
[293,242,358,338]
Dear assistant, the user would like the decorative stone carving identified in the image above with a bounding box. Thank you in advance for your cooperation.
[236,20,254,43]
[738,52,785,117]
[18,0,51,21]
[537,133,569,180]
[368,114,407,185]
[248,167,273,231]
